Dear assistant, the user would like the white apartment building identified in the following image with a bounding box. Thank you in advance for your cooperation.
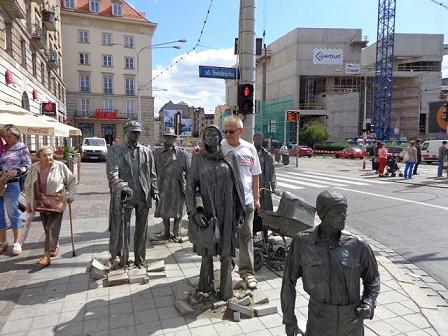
[60,0,157,145]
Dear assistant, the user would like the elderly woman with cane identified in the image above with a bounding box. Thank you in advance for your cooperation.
[25,146,77,266]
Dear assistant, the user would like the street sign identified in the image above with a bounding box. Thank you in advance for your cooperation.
[270,120,277,133]
[199,66,240,80]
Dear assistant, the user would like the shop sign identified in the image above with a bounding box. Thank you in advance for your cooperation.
[345,63,360,74]
[95,109,118,119]
[26,127,50,135]
[41,102,57,117]
[313,48,343,65]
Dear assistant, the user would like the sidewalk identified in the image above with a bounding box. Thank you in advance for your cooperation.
[1,162,448,336]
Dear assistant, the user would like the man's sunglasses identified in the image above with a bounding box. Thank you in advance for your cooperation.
[224,129,237,134]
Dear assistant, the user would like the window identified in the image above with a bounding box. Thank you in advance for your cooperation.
[124,35,134,49]
[89,0,99,12]
[21,39,27,69]
[112,3,122,16]
[78,30,89,43]
[104,99,113,110]
[40,62,45,84]
[103,76,113,94]
[102,32,112,46]
[103,54,112,67]
[125,78,135,95]
[80,74,90,92]
[32,51,37,77]
[126,100,135,119]
[124,56,135,69]
[79,52,90,65]
[80,98,90,116]
[5,22,12,55]
[64,0,75,8]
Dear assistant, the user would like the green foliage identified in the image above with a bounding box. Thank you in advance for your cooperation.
[300,121,329,147]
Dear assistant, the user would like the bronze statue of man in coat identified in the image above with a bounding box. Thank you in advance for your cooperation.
[106,120,159,269]
[154,128,190,243]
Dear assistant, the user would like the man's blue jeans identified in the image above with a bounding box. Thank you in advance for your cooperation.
[438,158,445,177]
[0,181,21,230]
[404,162,415,179]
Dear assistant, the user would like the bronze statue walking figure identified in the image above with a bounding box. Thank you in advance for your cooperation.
[154,128,190,243]
[186,125,245,300]
[281,190,380,336]
[106,121,159,269]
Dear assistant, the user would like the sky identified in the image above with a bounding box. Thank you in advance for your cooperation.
[128,0,448,115]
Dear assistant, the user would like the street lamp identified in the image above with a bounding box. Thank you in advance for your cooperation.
[135,39,186,124]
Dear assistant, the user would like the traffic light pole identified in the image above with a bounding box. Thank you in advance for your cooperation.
[238,0,256,142]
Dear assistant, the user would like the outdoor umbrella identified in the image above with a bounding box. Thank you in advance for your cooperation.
[0,103,64,136]
[38,115,82,137]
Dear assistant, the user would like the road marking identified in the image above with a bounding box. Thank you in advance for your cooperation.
[276,176,329,188]
[303,171,388,184]
[280,171,367,186]
[334,187,448,211]
[277,181,304,190]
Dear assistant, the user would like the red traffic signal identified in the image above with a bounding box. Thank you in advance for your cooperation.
[238,84,254,115]
[287,111,299,122]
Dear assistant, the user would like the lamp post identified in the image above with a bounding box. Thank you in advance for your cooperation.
[135,40,186,124]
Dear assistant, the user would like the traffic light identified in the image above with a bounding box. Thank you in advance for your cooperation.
[370,123,375,133]
[238,84,254,115]
[287,111,299,122]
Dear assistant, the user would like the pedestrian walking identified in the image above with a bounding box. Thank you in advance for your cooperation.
[437,141,447,178]
[377,143,388,177]
[403,140,417,179]
[221,115,262,290]
[24,146,77,266]
[413,139,422,175]
[372,141,381,172]
[0,125,31,256]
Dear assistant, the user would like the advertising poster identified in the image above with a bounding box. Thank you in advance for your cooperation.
[313,48,343,65]
[163,109,182,130]
[181,119,192,137]
[428,101,448,133]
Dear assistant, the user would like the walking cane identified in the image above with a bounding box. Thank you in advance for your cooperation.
[68,203,76,257]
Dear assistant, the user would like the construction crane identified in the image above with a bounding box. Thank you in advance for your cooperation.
[373,0,397,140]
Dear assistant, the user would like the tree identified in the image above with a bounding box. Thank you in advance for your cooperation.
[300,121,329,147]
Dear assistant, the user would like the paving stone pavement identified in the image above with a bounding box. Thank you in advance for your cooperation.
[1,162,448,336]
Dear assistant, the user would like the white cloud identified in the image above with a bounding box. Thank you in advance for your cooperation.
[151,48,237,116]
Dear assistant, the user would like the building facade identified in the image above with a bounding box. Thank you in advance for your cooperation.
[361,34,444,139]
[0,0,66,149]
[226,28,444,142]
[60,0,157,145]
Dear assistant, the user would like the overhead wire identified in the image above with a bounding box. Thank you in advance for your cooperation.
[143,0,215,88]
[427,0,448,10]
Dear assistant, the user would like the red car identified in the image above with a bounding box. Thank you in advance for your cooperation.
[298,146,313,158]
[335,147,365,159]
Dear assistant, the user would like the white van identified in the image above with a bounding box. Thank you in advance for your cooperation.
[421,140,446,164]
[81,137,107,161]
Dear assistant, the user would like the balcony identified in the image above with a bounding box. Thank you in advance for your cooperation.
[0,0,26,19]
[42,10,57,31]
[350,35,369,48]
[31,25,46,49]
[47,50,59,68]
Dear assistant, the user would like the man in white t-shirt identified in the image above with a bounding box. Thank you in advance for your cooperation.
[221,115,262,289]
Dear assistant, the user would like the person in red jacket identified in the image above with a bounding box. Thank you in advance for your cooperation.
[378,143,388,177]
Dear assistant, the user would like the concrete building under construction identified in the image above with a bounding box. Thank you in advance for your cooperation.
[225,28,445,143]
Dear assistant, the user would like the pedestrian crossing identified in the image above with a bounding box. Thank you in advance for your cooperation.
[276,170,388,192]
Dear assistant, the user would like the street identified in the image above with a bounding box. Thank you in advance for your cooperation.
[275,156,448,288]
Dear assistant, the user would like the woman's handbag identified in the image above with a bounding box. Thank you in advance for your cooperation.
[35,172,65,213]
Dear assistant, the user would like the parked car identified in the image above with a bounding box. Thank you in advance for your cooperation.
[81,137,107,161]
[335,147,365,159]
[421,140,446,164]
[298,146,313,158]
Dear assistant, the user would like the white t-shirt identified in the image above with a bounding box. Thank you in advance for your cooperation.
[221,139,262,205]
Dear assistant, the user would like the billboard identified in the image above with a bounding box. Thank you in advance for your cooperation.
[163,109,182,131]
[428,101,448,133]
[181,119,192,137]
[313,48,343,65]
